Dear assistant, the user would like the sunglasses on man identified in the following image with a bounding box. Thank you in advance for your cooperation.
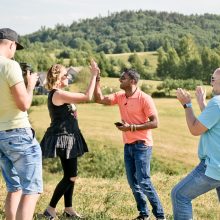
[211,76,220,82]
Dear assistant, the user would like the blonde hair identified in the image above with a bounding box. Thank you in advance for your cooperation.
[45,64,65,90]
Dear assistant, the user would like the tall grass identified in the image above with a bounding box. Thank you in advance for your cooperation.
[0,80,219,219]
[24,95,220,219]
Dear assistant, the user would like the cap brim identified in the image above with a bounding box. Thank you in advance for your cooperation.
[16,42,24,50]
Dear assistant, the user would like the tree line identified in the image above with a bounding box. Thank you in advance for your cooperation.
[21,10,220,54]
[157,35,220,84]
[15,9,220,88]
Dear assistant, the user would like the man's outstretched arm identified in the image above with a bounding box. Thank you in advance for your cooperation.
[94,78,112,105]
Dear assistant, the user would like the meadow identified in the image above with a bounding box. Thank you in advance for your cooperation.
[33,98,219,219]
[106,51,158,73]
[0,78,219,219]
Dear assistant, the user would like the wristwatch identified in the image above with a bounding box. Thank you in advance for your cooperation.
[183,103,192,109]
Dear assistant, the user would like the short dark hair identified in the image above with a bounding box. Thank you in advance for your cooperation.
[123,68,140,83]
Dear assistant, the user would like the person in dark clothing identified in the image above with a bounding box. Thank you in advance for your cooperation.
[40,60,99,219]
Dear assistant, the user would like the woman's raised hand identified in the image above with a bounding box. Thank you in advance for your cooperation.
[89,59,100,77]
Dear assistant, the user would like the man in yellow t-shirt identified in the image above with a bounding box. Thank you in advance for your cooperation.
[0,28,43,220]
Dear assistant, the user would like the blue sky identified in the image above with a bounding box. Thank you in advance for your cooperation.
[1,0,220,35]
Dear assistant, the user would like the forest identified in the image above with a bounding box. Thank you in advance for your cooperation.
[15,10,220,85]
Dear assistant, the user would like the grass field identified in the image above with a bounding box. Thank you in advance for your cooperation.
[34,98,219,219]
[18,99,220,219]
[106,51,158,73]
[0,81,219,219]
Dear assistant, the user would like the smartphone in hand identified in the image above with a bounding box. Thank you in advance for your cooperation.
[114,122,123,126]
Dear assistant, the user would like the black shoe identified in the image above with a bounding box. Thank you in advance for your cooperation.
[43,210,55,220]
[133,215,150,220]
[63,211,84,219]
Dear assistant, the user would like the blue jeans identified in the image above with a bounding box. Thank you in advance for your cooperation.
[171,160,220,220]
[0,128,43,194]
[124,143,165,218]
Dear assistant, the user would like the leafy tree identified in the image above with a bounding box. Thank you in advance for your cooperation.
[114,43,130,53]
[166,47,180,79]
[143,58,150,67]
[96,52,113,77]
[156,47,168,78]
[96,40,116,54]
[157,78,203,96]
[128,53,146,78]
[127,37,144,52]
[170,35,202,80]
[201,47,220,83]
[69,38,92,51]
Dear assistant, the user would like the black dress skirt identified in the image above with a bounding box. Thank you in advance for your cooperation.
[40,89,88,159]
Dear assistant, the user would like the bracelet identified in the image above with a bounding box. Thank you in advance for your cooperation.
[183,103,192,109]
[96,76,100,82]
[134,124,137,131]
[130,124,136,132]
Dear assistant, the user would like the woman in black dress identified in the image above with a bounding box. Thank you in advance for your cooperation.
[41,60,99,219]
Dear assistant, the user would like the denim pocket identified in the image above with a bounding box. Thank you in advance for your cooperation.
[22,128,33,142]
[197,160,207,173]
[135,144,152,151]
[31,128,35,138]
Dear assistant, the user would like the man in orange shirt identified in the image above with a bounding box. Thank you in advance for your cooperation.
[94,69,165,220]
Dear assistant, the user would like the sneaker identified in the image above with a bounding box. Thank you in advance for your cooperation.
[133,215,150,220]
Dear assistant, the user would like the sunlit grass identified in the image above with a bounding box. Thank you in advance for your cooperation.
[0,78,218,219]
[24,96,220,219]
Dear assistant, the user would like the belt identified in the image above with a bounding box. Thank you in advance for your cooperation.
[5,129,15,132]
[5,128,24,132]
[127,140,145,145]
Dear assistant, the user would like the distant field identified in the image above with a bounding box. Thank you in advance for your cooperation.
[96,77,161,91]
[53,51,158,73]
[106,51,158,73]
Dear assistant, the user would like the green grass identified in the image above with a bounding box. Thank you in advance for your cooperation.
[26,96,219,219]
[0,80,219,219]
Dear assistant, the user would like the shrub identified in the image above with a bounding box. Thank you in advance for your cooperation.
[31,95,47,106]
[157,78,203,96]
[140,83,153,94]
[101,86,120,95]
[78,148,124,179]
[151,91,166,98]
[43,147,124,179]
[42,142,187,179]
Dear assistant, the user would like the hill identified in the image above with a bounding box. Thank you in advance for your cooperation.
[23,10,220,53]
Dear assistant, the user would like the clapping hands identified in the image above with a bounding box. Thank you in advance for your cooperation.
[176,88,191,105]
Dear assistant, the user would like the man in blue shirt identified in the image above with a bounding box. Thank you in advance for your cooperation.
[171,68,220,220]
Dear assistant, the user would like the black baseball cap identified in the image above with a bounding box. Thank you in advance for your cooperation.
[0,28,24,50]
